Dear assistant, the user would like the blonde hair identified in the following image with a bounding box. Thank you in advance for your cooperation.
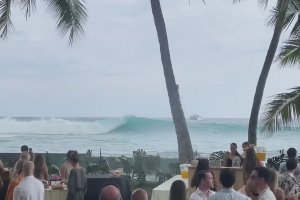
[12,159,26,179]
[0,160,4,189]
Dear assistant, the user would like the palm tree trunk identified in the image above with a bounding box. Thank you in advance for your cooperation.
[150,0,194,164]
[248,0,289,145]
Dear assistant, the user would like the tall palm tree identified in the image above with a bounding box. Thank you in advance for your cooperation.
[150,0,194,164]
[247,0,289,145]
[0,0,88,45]
[260,0,300,133]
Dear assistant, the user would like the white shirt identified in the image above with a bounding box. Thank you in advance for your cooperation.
[190,188,215,200]
[208,188,251,200]
[13,176,44,200]
[257,187,276,200]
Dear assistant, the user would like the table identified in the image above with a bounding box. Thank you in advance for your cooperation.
[45,188,67,200]
[151,175,188,200]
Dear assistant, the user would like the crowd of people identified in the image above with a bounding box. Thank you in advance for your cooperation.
[0,144,300,200]
[181,144,300,200]
[0,145,150,200]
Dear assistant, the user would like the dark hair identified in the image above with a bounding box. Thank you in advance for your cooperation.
[286,158,298,171]
[191,159,209,188]
[230,143,241,157]
[194,170,211,188]
[69,151,79,164]
[231,143,237,148]
[287,148,297,158]
[169,180,186,200]
[220,168,235,188]
[33,154,46,179]
[243,147,258,182]
[21,145,29,152]
[66,150,74,160]
[255,167,271,183]
[242,142,249,147]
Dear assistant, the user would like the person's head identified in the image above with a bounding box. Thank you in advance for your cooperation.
[220,168,235,189]
[132,189,148,200]
[69,151,79,165]
[286,158,298,172]
[23,161,34,177]
[268,169,279,192]
[13,159,26,178]
[249,167,271,191]
[21,145,29,153]
[169,180,186,200]
[242,142,250,152]
[66,150,73,161]
[99,185,122,200]
[196,170,214,189]
[33,154,46,178]
[20,152,30,161]
[230,143,238,155]
[287,148,297,159]
[191,159,209,188]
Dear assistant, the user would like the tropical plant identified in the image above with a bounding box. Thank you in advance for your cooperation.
[260,87,300,133]
[150,0,194,164]
[168,162,180,175]
[246,0,290,145]
[0,0,88,45]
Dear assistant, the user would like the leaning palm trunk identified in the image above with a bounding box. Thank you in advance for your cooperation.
[248,0,289,145]
[150,0,193,164]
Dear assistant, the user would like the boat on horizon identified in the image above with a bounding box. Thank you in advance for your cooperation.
[189,114,203,121]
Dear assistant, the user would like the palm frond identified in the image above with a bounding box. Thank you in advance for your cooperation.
[0,0,14,38]
[233,0,268,9]
[44,0,88,45]
[260,87,300,134]
[267,0,291,28]
[276,37,300,67]
[258,0,269,9]
[19,0,36,19]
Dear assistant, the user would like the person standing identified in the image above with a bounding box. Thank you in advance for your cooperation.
[13,161,44,200]
[190,170,215,200]
[67,151,87,200]
[279,158,300,199]
[249,167,276,200]
[279,148,300,178]
[209,168,250,200]
[170,180,186,200]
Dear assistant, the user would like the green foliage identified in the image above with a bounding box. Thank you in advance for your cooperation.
[0,0,87,45]
[260,87,300,133]
[168,162,180,176]
[48,164,60,175]
[156,171,172,184]
[209,151,225,161]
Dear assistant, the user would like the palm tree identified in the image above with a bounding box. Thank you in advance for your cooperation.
[260,1,300,133]
[247,0,289,145]
[150,0,194,164]
[0,0,88,45]
[260,87,300,133]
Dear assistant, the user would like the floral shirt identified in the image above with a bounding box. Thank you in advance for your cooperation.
[279,172,300,197]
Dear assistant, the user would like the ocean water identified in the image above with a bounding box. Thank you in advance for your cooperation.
[0,116,299,158]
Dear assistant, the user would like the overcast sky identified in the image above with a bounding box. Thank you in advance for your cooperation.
[0,0,299,118]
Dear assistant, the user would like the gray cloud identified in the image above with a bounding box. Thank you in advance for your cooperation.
[0,0,298,118]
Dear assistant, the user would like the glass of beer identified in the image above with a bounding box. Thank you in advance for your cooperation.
[180,164,191,179]
[256,147,266,161]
